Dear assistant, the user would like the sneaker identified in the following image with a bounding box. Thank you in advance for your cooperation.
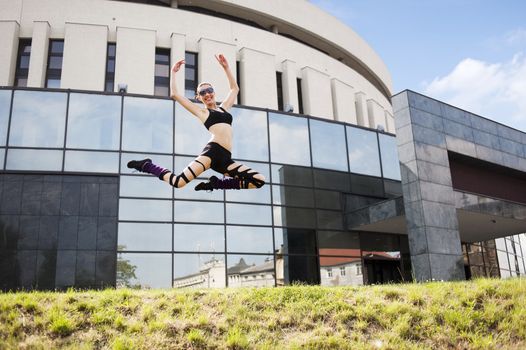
[127,158,152,172]
[195,175,219,191]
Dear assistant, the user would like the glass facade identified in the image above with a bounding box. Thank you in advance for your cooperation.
[1,87,411,290]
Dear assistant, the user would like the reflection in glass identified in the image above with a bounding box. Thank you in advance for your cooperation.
[0,148,4,169]
[119,199,172,222]
[226,226,273,254]
[226,203,272,226]
[231,108,269,161]
[117,253,171,288]
[226,183,271,204]
[173,253,226,288]
[227,254,275,287]
[271,164,312,186]
[118,223,172,251]
[9,90,67,147]
[174,200,224,224]
[120,175,172,198]
[0,90,11,145]
[174,224,225,252]
[6,149,62,171]
[120,153,172,175]
[360,232,403,284]
[64,151,119,173]
[122,97,173,153]
[272,185,314,207]
[379,134,401,180]
[347,126,381,176]
[273,206,316,229]
[318,231,360,256]
[310,119,348,171]
[67,93,121,150]
[174,104,210,156]
[269,113,310,166]
[320,256,363,286]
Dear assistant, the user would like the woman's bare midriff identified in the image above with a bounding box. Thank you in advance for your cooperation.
[208,123,233,151]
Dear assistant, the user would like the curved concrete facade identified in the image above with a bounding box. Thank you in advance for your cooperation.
[0,0,394,132]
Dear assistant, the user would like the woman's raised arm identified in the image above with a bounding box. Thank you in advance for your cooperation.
[216,54,239,110]
[170,59,207,120]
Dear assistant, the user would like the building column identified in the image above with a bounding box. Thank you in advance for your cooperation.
[301,66,333,119]
[354,91,369,128]
[61,23,108,91]
[197,38,236,102]
[331,78,356,124]
[367,98,386,131]
[281,59,298,113]
[393,91,465,282]
[0,21,20,86]
[114,26,156,95]
[170,32,186,95]
[239,47,276,109]
[27,21,51,88]
[385,110,395,134]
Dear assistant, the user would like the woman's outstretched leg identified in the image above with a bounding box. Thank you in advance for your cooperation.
[194,161,265,191]
[127,156,211,188]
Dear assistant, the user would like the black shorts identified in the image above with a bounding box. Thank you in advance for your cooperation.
[200,142,235,174]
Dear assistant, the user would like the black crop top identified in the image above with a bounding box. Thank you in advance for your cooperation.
[204,107,233,130]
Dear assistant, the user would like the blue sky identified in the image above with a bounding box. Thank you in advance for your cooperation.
[310,0,526,131]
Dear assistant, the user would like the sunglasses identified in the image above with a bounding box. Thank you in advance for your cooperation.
[198,87,214,96]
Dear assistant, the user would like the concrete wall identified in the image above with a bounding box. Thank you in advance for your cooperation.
[0,0,393,128]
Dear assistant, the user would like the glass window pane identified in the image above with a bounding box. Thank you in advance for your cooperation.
[119,175,172,198]
[64,151,119,173]
[0,148,4,169]
[174,224,224,253]
[118,223,171,251]
[227,226,273,254]
[272,185,314,207]
[347,126,381,176]
[67,93,121,150]
[9,90,67,147]
[46,79,61,88]
[310,119,348,171]
[269,113,310,166]
[0,90,12,146]
[227,254,275,287]
[6,149,62,171]
[174,104,210,155]
[231,108,269,161]
[320,256,363,286]
[226,203,272,226]
[117,253,171,288]
[119,199,172,222]
[155,64,169,77]
[173,179,224,201]
[120,153,172,175]
[495,238,506,251]
[122,97,173,153]
[318,231,360,256]
[174,253,226,288]
[50,40,64,53]
[174,200,224,224]
[48,56,63,69]
[273,206,316,229]
[379,134,401,180]
[225,184,271,204]
[271,164,312,186]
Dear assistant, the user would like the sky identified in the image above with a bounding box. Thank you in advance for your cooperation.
[309,0,526,132]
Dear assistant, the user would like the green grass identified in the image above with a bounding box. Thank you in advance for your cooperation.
[0,278,525,349]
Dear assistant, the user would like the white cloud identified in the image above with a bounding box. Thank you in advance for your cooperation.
[424,53,526,132]
[505,28,526,46]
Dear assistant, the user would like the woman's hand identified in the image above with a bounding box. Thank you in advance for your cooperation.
[172,59,185,74]
[215,54,229,69]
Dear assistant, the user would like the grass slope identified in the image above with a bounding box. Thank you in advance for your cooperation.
[0,278,525,349]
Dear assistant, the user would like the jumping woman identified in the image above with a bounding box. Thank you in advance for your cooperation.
[127,54,266,191]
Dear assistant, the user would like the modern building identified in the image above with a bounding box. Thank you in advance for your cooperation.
[0,0,525,291]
